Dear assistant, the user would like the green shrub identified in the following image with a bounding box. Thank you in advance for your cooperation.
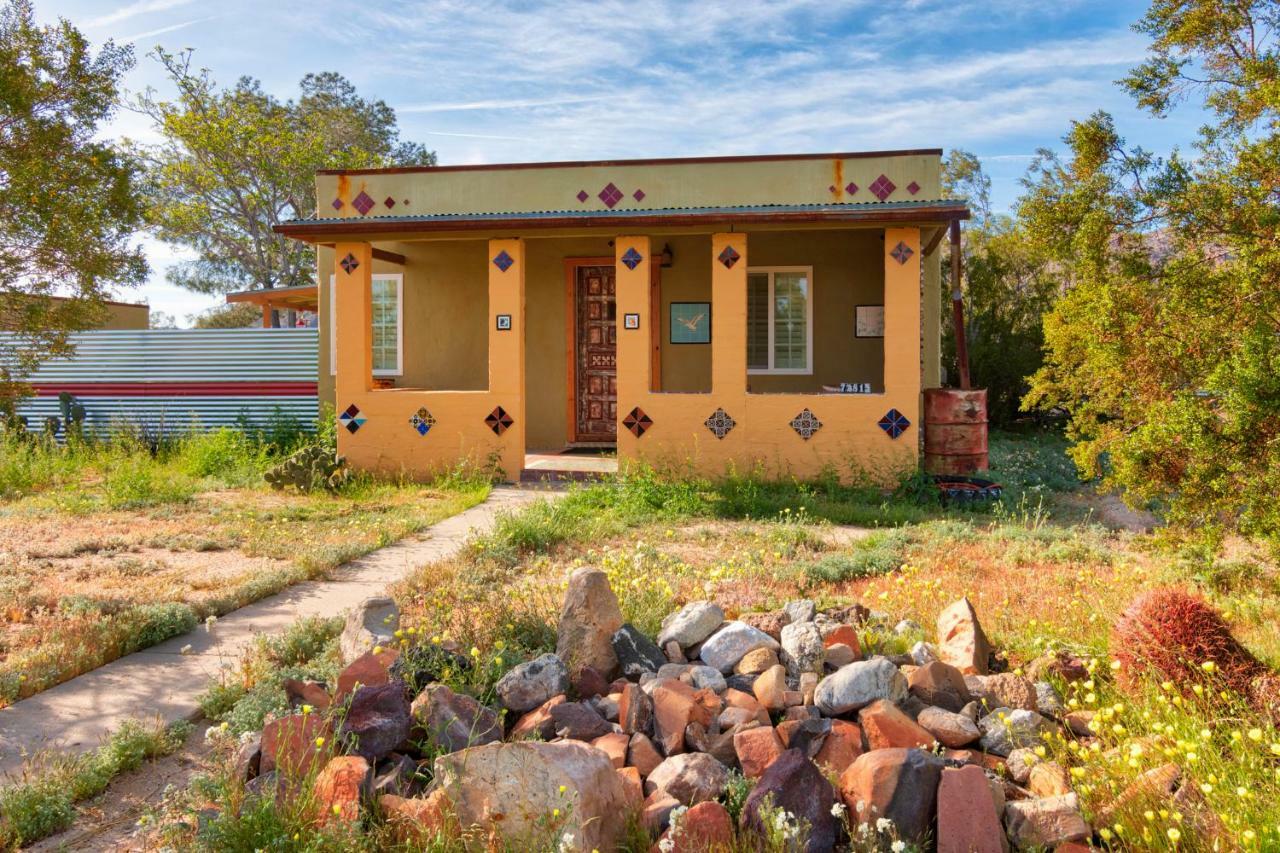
[101,456,195,509]
[180,427,267,482]
[122,602,198,653]
[0,780,74,847]
[800,529,913,583]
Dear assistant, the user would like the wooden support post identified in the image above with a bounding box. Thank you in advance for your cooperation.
[950,220,971,390]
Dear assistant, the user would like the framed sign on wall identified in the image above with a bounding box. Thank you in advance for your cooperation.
[855,304,884,338]
[670,302,711,344]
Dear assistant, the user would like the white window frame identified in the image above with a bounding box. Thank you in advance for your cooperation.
[746,266,814,376]
[329,273,403,376]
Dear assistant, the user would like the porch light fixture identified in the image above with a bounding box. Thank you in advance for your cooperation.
[660,243,674,267]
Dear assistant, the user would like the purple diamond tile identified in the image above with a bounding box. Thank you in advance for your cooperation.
[331,198,344,211]
[633,188,646,202]
[492,250,514,272]
[878,408,910,439]
[717,245,741,269]
[869,175,896,201]
[829,184,837,194]
[845,182,858,195]
[384,196,396,209]
[340,252,359,274]
[907,181,920,195]
[620,247,643,270]
[577,189,589,203]
[890,241,914,265]
[352,190,375,215]
[598,182,623,208]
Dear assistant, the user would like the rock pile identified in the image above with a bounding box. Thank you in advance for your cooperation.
[232,578,1105,851]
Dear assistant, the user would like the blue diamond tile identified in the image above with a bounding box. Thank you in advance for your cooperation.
[492,250,514,272]
[621,247,643,270]
[878,408,910,439]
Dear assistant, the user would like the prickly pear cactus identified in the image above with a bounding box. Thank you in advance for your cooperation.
[264,444,349,492]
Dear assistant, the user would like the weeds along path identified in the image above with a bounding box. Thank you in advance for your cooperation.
[0,486,550,779]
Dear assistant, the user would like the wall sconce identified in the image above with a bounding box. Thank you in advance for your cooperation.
[660,243,674,267]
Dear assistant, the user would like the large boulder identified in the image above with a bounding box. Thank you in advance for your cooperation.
[656,800,733,853]
[260,712,333,777]
[815,658,907,715]
[1004,793,1090,849]
[495,654,570,713]
[740,749,838,853]
[839,748,944,845]
[313,756,370,825]
[936,597,991,675]
[550,701,613,741]
[432,740,630,851]
[340,596,399,664]
[410,684,502,754]
[780,621,825,679]
[340,682,412,763]
[657,602,724,650]
[557,568,624,678]
[699,622,780,673]
[917,706,981,748]
[966,673,1038,712]
[907,660,972,712]
[618,682,653,735]
[936,764,1004,853]
[651,678,714,755]
[859,699,938,750]
[612,624,666,678]
[645,752,729,805]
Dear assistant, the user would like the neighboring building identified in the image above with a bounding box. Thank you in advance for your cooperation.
[1,295,149,331]
[275,150,968,483]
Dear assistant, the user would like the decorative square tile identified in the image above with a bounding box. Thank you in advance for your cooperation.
[704,407,736,439]
[352,190,375,215]
[890,241,914,265]
[845,182,859,195]
[633,188,646,202]
[620,247,643,270]
[485,406,514,435]
[331,197,344,211]
[495,313,512,330]
[340,252,360,274]
[577,189,589,203]
[717,245,741,269]
[409,406,436,436]
[623,407,653,437]
[492,250,514,272]
[598,182,623,208]
[878,408,910,439]
[906,181,920,195]
[338,403,366,434]
[384,196,397,209]
[790,408,822,440]
[828,184,837,194]
[869,174,896,201]
[623,312,640,330]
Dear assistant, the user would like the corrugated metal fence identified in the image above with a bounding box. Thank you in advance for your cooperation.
[5,328,319,436]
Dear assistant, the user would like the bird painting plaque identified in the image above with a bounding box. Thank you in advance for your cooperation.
[670,302,711,344]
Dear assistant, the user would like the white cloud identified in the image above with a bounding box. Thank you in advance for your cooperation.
[122,14,218,43]
[86,0,195,29]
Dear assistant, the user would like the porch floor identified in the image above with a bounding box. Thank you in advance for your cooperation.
[521,450,618,483]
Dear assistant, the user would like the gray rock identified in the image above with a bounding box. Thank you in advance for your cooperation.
[1004,793,1091,848]
[340,682,412,763]
[916,706,980,748]
[978,707,1057,756]
[410,684,502,753]
[495,653,570,713]
[782,599,817,624]
[894,619,922,636]
[698,622,780,674]
[779,621,825,679]
[611,623,666,678]
[909,641,938,666]
[1006,747,1042,785]
[657,602,725,649]
[814,658,907,715]
[687,665,727,693]
[1035,681,1065,717]
[339,596,399,664]
[645,752,729,805]
[557,567,624,677]
[959,700,982,721]
[657,663,691,681]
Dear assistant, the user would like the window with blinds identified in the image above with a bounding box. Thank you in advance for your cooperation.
[746,267,812,374]
[329,273,403,376]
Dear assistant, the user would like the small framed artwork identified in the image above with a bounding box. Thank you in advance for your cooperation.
[670,302,711,344]
[495,314,512,331]
[623,312,640,330]
[855,304,884,338]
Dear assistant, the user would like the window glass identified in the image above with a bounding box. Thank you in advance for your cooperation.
[773,272,808,370]
[747,272,769,370]
[370,279,398,373]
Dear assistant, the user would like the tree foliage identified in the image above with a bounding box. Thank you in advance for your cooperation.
[1024,0,1280,549]
[132,52,433,321]
[0,0,146,404]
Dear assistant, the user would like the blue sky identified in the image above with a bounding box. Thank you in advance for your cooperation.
[44,0,1206,324]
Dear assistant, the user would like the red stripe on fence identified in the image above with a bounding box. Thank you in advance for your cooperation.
[31,382,317,398]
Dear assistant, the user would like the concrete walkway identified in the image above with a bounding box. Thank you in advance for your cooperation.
[0,486,548,778]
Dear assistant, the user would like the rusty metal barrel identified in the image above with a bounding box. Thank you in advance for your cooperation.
[923,388,989,475]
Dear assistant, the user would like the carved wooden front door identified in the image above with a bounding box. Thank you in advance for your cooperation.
[575,265,617,442]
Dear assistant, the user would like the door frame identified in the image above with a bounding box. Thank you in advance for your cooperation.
[563,256,662,446]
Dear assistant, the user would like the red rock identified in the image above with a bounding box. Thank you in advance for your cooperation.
[1029,761,1073,797]
[510,694,567,740]
[823,624,862,659]
[651,678,713,755]
[741,749,839,852]
[573,665,610,699]
[658,800,733,852]
[619,682,653,735]
[641,790,681,833]
[734,726,784,778]
[557,567,624,678]
[314,756,370,825]
[776,719,801,747]
[936,597,991,675]
[283,678,332,711]
[783,690,804,707]
[936,764,1003,853]
[753,664,787,711]
[740,610,788,641]
[859,699,938,750]
[944,749,1007,774]
[815,719,864,775]
[907,660,972,712]
[592,731,630,768]
[840,748,944,844]
[335,648,399,698]
[617,766,643,808]
[380,791,452,844]
[723,688,769,723]
[260,712,333,777]
[628,732,664,777]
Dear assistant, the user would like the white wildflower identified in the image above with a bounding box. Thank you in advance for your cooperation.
[891,842,906,853]
[876,817,893,833]
[557,832,575,852]
[855,800,866,813]
[658,838,675,853]
[831,802,847,819]
[179,644,193,655]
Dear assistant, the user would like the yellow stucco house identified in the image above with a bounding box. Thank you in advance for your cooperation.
[276,150,969,483]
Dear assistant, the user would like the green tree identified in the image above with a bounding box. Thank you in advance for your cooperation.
[940,150,1055,424]
[132,51,433,325]
[1024,0,1280,549]
[0,0,146,407]
[189,303,261,329]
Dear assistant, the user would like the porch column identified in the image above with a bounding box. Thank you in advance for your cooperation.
[883,227,922,400]
[334,241,373,403]
[711,233,748,396]
[615,236,650,455]
[487,238,525,482]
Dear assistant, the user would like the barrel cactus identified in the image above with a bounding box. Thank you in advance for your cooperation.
[264,444,349,492]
